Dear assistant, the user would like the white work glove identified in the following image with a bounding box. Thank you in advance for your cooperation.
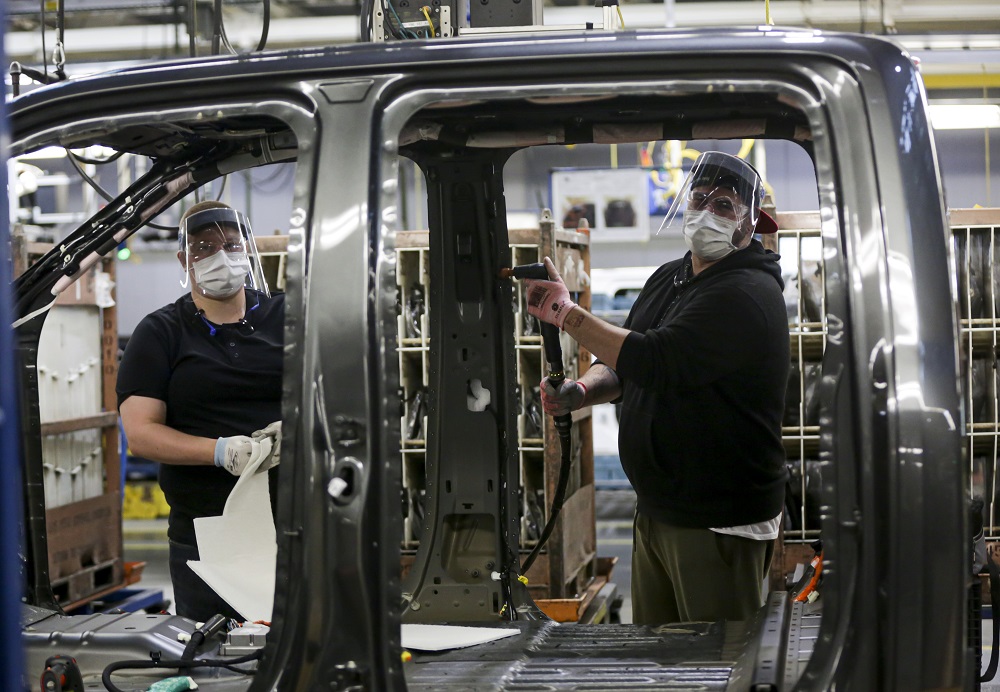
[251,421,282,468]
[214,434,276,476]
[540,377,587,416]
[523,257,577,329]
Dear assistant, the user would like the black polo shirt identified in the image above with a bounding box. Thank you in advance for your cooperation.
[117,288,284,544]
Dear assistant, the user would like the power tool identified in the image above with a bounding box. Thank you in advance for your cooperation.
[500,262,574,574]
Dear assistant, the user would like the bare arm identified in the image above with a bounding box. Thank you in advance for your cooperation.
[576,362,623,407]
[119,395,217,466]
[562,305,630,373]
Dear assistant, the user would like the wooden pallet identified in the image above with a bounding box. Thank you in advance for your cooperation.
[47,493,125,606]
[535,556,617,623]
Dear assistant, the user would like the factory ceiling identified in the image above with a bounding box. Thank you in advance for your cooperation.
[3,0,999,95]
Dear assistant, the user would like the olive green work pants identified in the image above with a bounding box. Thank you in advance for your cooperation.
[631,511,775,625]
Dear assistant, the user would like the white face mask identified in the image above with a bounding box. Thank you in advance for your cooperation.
[192,250,250,299]
[683,209,741,261]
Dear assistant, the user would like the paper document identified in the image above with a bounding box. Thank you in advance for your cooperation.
[189,438,275,622]
[400,624,520,651]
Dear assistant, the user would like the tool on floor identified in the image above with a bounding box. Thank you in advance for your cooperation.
[39,655,83,692]
[789,540,823,603]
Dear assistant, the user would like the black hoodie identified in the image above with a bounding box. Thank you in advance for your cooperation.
[613,239,789,528]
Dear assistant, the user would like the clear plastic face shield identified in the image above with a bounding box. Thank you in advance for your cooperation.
[178,207,270,299]
[657,151,764,239]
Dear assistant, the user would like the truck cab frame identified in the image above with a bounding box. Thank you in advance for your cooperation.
[8,27,965,690]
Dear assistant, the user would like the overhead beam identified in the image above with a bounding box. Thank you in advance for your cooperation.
[3,3,999,78]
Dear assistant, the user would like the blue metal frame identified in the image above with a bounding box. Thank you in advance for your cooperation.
[0,11,27,685]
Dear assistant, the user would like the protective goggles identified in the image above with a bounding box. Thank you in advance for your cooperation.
[685,188,750,221]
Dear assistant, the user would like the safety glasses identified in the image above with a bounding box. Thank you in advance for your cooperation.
[686,189,749,221]
[187,234,247,261]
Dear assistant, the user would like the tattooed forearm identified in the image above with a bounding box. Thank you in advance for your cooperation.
[564,310,586,329]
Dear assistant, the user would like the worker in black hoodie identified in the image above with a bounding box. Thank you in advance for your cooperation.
[523,151,789,624]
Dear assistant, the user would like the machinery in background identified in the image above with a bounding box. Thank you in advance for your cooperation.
[364,0,623,41]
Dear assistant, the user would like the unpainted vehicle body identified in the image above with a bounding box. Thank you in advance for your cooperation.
[7,27,967,690]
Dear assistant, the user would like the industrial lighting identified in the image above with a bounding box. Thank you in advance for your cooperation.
[15,146,67,160]
[928,104,1000,130]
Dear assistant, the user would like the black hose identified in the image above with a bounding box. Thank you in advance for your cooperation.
[53,0,69,82]
[503,263,578,577]
[66,149,178,234]
[255,0,270,51]
[57,0,65,68]
[102,649,261,692]
[215,174,228,201]
[212,0,223,54]
[520,319,573,575]
[520,415,572,574]
[181,613,228,660]
[360,0,373,41]
[189,0,197,57]
[69,149,125,165]
[39,0,47,79]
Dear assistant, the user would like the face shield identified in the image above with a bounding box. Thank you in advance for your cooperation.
[178,207,270,299]
[657,151,776,237]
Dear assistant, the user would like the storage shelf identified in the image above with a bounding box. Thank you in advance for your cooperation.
[789,330,825,361]
[782,427,820,459]
[40,411,119,436]
[14,229,126,607]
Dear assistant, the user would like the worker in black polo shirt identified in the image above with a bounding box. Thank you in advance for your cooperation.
[117,200,284,623]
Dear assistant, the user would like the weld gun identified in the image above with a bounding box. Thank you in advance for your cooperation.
[500,262,574,573]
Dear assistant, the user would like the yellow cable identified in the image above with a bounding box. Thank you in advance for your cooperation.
[764,0,773,25]
[649,169,672,186]
[680,147,701,162]
[616,5,625,29]
[420,6,435,37]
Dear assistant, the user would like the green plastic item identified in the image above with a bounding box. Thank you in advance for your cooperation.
[147,676,198,691]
